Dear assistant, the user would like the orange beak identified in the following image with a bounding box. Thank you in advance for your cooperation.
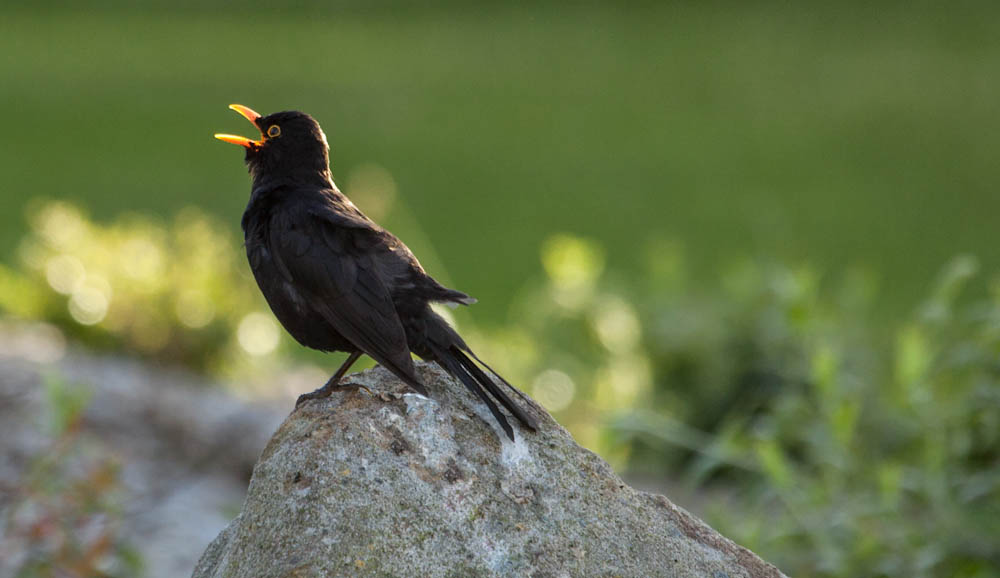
[214,104,264,148]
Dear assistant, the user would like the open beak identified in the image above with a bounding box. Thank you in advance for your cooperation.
[214,104,264,148]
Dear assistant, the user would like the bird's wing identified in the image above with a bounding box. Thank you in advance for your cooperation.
[310,186,477,307]
[267,204,425,393]
[364,234,475,305]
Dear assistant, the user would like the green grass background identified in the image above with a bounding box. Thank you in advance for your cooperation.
[2,2,999,323]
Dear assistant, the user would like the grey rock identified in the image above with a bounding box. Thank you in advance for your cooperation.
[194,363,786,578]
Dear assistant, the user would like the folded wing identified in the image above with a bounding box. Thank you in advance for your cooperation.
[267,204,427,395]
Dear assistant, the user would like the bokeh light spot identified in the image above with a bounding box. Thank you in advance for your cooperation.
[592,296,641,353]
[237,312,280,356]
[37,203,87,250]
[45,254,86,295]
[541,235,605,309]
[532,369,576,412]
[68,286,109,325]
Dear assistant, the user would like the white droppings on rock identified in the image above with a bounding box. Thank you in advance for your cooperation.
[501,431,533,468]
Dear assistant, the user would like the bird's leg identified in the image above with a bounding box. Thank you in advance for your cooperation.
[295,351,372,407]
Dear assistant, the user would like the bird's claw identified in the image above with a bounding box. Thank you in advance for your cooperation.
[295,382,374,408]
[294,390,326,408]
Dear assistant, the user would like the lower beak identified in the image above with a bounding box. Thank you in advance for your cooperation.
[214,104,264,148]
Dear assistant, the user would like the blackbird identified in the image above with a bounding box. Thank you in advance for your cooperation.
[215,104,537,440]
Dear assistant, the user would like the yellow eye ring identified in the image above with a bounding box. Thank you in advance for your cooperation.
[267,125,281,138]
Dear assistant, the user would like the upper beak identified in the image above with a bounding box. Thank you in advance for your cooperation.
[214,104,264,148]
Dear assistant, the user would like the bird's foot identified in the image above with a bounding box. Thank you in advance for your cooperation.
[295,381,374,407]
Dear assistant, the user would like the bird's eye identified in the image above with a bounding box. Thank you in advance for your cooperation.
[267,125,281,138]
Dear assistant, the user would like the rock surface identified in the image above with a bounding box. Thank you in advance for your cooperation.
[194,363,786,578]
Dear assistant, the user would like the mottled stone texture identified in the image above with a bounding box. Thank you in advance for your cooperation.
[193,363,786,578]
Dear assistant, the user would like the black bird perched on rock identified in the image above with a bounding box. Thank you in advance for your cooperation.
[215,104,537,440]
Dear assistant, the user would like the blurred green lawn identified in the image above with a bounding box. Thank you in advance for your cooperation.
[2,2,999,323]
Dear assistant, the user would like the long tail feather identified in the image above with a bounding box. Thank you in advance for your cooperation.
[462,347,536,407]
[432,344,515,440]
[452,348,538,432]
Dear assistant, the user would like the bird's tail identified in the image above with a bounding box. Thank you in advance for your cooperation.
[429,341,538,441]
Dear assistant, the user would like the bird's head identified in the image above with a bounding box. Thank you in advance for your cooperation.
[215,104,331,187]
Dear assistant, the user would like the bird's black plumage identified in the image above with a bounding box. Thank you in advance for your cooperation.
[217,106,537,440]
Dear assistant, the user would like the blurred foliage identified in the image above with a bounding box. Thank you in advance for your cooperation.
[2,203,999,576]
[0,201,285,378]
[703,256,1000,577]
[492,236,999,576]
[1,373,142,577]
